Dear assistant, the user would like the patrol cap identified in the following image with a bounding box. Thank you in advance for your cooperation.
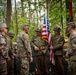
[0,22,7,28]
[8,31,15,37]
[68,22,76,29]
[54,26,61,32]
[35,28,42,32]
[22,25,29,30]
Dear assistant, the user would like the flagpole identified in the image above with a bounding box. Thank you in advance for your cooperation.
[46,0,55,65]
[46,0,48,16]
[46,0,50,16]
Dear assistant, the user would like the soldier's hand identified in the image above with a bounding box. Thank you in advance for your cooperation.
[34,46,39,51]
[13,53,17,57]
[6,57,10,62]
[50,46,53,50]
[65,52,69,59]
[30,57,33,62]
[42,50,46,54]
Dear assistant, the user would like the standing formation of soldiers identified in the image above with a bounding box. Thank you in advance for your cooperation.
[0,22,76,75]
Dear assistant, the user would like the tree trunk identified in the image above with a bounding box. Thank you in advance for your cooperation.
[35,0,38,26]
[21,0,24,17]
[65,0,70,37]
[46,0,50,15]
[15,0,18,36]
[38,0,41,27]
[28,0,31,25]
[60,0,63,33]
[6,0,12,27]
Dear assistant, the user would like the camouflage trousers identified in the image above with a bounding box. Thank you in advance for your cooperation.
[20,57,29,75]
[0,58,7,75]
[7,59,14,75]
[67,60,76,75]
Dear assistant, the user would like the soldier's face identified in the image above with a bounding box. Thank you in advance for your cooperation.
[9,36,14,39]
[25,28,29,33]
[36,31,41,36]
[54,30,59,35]
[68,26,72,33]
[3,27,8,34]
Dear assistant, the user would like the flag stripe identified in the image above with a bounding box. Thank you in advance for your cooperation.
[43,26,46,28]
[42,30,47,32]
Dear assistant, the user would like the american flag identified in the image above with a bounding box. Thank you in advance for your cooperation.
[42,14,55,65]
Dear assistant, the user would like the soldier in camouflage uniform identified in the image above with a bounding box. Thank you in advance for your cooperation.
[50,26,65,75]
[16,25,33,75]
[31,28,48,75]
[0,23,9,75]
[7,31,15,75]
[66,22,76,75]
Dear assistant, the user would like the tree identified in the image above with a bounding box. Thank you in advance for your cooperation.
[21,0,24,17]
[0,0,7,22]
[60,0,63,33]
[6,0,12,27]
[15,0,18,36]
[0,0,76,40]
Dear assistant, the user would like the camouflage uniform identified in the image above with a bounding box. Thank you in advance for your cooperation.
[17,31,32,75]
[52,26,65,75]
[0,23,8,75]
[31,28,48,75]
[7,32,15,75]
[11,42,20,75]
[67,31,76,75]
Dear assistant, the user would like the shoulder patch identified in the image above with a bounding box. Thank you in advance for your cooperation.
[73,38,76,44]
[73,38,76,41]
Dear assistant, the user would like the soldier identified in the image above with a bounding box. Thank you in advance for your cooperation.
[31,28,48,75]
[7,31,15,75]
[7,31,15,58]
[16,25,33,75]
[0,22,10,75]
[50,26,65,75]
[66,22,76,75]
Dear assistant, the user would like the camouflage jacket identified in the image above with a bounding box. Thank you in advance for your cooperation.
[67,31,76,56]
[52,35,64,55]
[7,37,13,58]
[0,33,8,59]
[16,31,32,58]
[31,36,48,56]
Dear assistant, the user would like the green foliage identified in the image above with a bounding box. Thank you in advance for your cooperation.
[1,0,76,40]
